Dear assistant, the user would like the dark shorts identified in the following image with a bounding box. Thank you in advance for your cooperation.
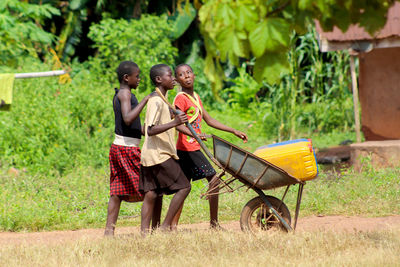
[139,158,190,195]
[109,144,143,202]
[177,150,216,181]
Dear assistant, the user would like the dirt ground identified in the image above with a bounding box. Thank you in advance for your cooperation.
[1,215,400,246]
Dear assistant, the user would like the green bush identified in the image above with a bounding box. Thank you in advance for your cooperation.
[0,58,125,174]
[87,15,178,92]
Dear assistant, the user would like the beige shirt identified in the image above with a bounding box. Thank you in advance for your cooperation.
[141,96,179,166]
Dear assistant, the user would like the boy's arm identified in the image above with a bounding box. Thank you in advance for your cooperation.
[176,124,208,140]
[175,107,208,140]
[147,113,188,136]
[174,107,193,136]
[202,108,248,142]
[176,124,192,136]
[174,99,198,137]
[119,90,154,126]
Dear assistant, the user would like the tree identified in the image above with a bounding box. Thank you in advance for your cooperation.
[31,0,196,61]
[0,0,59,65]
[197,0,398,93]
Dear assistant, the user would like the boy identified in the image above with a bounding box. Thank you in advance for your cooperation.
[140,64,191,234]
[172,63,248,229]
[104,61,154,236]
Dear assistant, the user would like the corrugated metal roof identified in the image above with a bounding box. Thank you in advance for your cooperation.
[315,2,400,41]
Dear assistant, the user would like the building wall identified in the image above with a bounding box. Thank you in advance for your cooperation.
[358,47,400,140]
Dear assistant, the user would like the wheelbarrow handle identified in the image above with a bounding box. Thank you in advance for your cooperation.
[155,87,223,168]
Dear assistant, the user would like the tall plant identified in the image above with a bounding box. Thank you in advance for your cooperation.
[263,28,353,141]
[225,27,353,141]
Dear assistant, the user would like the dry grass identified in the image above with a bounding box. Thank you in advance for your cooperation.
[1,228,399,266]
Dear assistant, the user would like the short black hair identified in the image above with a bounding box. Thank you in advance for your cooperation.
[174,63,193,75]
[116,61,139,83]
[150,64,170,85]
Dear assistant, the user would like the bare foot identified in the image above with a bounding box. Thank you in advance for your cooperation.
[104,228,115,237]
[170,224,178,232]
[210,222,226,231]
[159,225,173,232]
[140,230,149,238]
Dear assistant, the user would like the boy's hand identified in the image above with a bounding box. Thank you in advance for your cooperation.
[233,130,248,143]
[145,91,157,101]
[174,113,188,126]
[169,107,175,119]
[198,133,208,141]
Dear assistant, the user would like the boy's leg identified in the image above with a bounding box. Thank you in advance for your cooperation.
[151,195,163,230]
[161,186,191,230]
[104,195,122,236]
[171,203,184,231]
[140,191,158,235]
[207,174,220,227]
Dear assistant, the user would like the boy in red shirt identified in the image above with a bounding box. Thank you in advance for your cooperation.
[172,63,248,229]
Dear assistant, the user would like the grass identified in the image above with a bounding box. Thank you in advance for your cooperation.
[1,228,399,266]
[1,162,399,232]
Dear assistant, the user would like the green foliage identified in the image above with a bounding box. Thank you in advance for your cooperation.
[87,15,178,92]
[198,0,398,93]
[54,1,88,60]
[168,2,197,40]
[0,0,59,65]
[186,56,215,107]
[223,64,260,109]
[0,26,353,173]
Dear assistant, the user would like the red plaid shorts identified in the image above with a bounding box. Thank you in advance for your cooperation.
[109,144,143,202]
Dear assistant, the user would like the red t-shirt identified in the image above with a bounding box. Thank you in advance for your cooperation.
[174,93,203,151]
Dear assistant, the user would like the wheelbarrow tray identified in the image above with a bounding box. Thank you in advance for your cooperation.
[212,135,299,190]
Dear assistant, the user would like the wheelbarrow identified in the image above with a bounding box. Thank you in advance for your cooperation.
[155,88,317,233]
[205,136,316,233]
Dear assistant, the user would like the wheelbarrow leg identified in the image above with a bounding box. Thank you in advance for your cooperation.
[293,183,305,230]
[253,188,293,232]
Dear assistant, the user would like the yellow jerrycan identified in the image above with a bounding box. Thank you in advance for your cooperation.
[254,139,318,181]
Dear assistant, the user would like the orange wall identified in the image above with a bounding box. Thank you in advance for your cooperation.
[358,47,400,140]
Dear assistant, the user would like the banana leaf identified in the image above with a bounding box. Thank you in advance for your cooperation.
[168,3,196,40]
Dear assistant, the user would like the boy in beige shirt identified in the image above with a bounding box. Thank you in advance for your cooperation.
[139,64,191,234]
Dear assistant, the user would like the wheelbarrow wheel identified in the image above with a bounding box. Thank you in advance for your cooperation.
[240,196,291,233]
